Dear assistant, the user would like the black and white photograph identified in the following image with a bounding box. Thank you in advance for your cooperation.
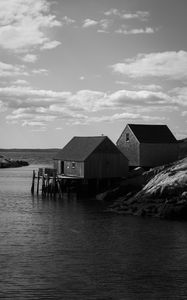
[0,0,187,299]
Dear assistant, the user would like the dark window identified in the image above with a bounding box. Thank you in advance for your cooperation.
[72,162,75,168]
[126,133,130,142]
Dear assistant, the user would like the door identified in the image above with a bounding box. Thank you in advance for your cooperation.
[61,161,64,174]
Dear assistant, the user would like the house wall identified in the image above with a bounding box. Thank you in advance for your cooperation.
[84,153,128,179]
[54,160,61,174]
[117,126,140,166]
[64,161,84,177]
[140,143,179,167]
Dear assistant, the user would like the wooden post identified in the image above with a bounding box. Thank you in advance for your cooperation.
[36,171,40,195]
[31,170,35,195]
[52,172,56,197]
[42,174,46,196]
[57,179,63,197]
[46,175,50,196]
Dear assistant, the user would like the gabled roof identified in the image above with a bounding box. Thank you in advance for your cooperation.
[127,124,177,143]
[54,136,112,161]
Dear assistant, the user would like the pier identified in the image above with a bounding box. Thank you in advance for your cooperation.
[30,167,111,197]
[31,168,85,197]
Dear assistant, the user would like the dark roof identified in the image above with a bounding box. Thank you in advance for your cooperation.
[128,124,177,143]
[54,136,110,161]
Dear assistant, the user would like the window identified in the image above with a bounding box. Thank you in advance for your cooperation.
[72,162,75,168]
[126,133,130,142]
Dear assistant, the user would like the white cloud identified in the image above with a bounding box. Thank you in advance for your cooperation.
[104,9,149,21]
[112,51,187,80]
[82,19,98,28]
[56,127,63,130]
[116,27,155,35]
[0,0,61,53]
[13,79,29,85]
[0,86,179,112]
[1,85,182,127]
[22,120,45,127]
[40,40,61,50]
[32,68,48,75]
[62,16,75,25]
[98,19,111,32]
[92,113,164,123]
[0,100,7,112]
[171,87,187,106]
[0,61,28,77]
[134,84,162,91]
[0,86,70,106]
[22,54,38,63]
[82,18,111,32]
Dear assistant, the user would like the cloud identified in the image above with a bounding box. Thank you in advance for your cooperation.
[133,84,162,91]
[21,54,38,63]
[0,86,70,108]
[104,9,149,21]
[115,27,156,35]
[112,51,187,79]
[0,0,61,53]
[22,120,46,127]
[0,86,179,112]
[89,113,165,123]
[1,84,181,128]
[171,87,187,106]
[40,40,61,50]
[32,68,48,75]
[62,16,75,25]
[13,79,29,85]
[6,106,57,128]
[82,18,111,32]
[82,19,98,28]
[0,61,28,77]
[0,100,7,112]
[181,111,187,116]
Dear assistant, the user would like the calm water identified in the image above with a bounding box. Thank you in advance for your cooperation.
[0,163,187,299]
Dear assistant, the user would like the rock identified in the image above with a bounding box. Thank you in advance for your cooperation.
[106,157,187,220]
[181,191,187,199]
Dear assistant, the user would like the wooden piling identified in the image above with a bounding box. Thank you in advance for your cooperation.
[46,174,50,196]
[31,170,35,195]
[36,171,40,195]
[57,179,63,197]
[42,174,46,196]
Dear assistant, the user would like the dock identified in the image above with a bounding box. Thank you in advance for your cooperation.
[30,167,110,197]
[31,168,85,197]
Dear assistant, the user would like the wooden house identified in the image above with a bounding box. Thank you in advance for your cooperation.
[117,124,179,168]
[54,136,128,178]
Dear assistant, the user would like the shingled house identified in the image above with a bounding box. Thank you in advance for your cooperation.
[54,136,128,179]
[117,124,179,168]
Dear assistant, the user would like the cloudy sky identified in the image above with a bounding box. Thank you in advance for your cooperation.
[0,0,187,148]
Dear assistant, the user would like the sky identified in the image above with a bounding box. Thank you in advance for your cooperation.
[0,0,187,148]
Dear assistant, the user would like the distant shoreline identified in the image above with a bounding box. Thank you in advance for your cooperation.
[0,148,60,152]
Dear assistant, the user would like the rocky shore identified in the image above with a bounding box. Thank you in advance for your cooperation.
[97,157,187,220]
[0,155,29,168]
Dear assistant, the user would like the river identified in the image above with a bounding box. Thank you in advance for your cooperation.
[0,164,187,299]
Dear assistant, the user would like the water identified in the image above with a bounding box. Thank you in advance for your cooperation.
[0,163,187,299]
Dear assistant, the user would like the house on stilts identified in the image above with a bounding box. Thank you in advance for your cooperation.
[117,124,179,168]
[54,136,128,179]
